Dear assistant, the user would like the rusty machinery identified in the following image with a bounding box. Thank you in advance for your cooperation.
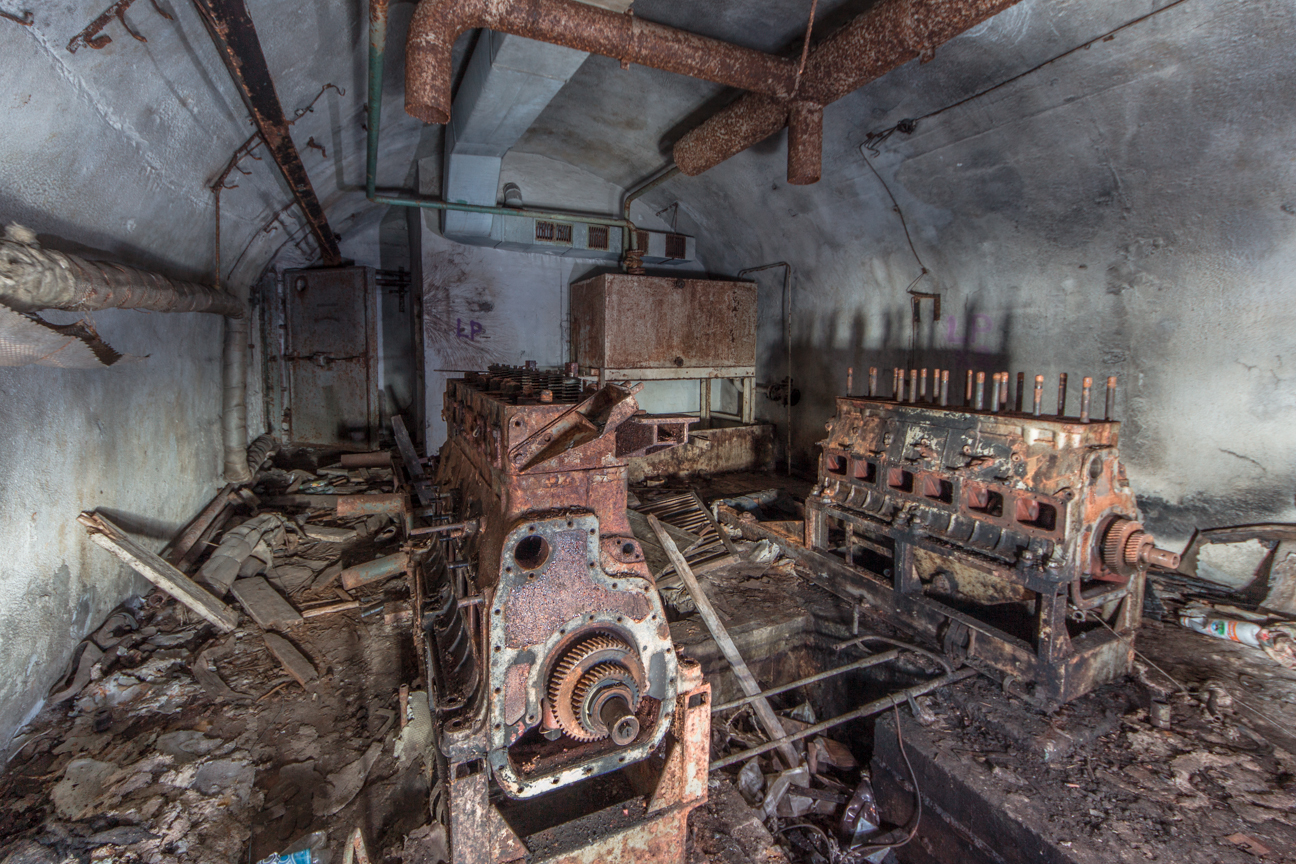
[805,369,1179,707]
[414,364,711,864]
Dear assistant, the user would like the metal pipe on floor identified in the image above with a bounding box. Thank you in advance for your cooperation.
[711,649,902,713]
[709,667,978,771]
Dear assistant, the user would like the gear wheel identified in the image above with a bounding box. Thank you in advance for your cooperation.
[572,662,641,742]
[546,634,644,742]
[1102,518,1147,578]
[1100,518,1180,577]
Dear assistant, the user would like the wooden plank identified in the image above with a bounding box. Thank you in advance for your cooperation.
[301,600,360,618]
[230,576,303,628]
[79,512,238,632]
[262,632,318,687]
[163,483,236,565]
[647,514,799,769]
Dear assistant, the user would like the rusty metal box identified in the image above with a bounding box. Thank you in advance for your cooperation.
[570,274,756,378]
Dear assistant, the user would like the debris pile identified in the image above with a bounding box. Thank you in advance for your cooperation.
[0,446,438,864]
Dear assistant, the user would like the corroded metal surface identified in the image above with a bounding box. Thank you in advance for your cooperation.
[570,274,757,372]
[786,101,824,185]
[428,366,708,862]
[191,0,341,265]
[796,372,1175,705]
[674,0,1026,177]
[404,0,799,127]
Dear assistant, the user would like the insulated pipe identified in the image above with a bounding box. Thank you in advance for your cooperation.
[223,315,252,485]
[674,0,1025,178]
[0,225,242,317]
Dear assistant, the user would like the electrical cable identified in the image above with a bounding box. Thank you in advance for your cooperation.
[863,0,1196,150]
[1081,607,1290,734]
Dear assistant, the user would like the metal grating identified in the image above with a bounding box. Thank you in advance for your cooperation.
[535,221,573,244]
[635,230,649,252]
[665,233,687,259]
[588,225,609,250]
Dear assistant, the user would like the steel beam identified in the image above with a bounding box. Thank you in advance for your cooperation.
[192,0,342,265]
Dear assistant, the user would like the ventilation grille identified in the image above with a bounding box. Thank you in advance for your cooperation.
[588,225,609,250]
[535,221,573,244]
[665,233,687,260]
[634,230,649,252]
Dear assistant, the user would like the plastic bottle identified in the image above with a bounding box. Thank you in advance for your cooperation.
[256,831,330,864]
[1179,613,1264,648]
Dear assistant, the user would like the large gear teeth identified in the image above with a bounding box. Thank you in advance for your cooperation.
[546,634,637,742]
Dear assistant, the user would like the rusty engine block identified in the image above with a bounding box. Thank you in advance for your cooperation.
[806,369,1178,707]
[420,364,710,864]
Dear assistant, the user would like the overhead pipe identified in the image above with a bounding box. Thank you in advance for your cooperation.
[673,0,1025,178]
[367,0,640,266]
[403,0,829,185]
[620,164,680,273]
[404,0,799,126]
[0,225,253,483]
[0,225,242,317]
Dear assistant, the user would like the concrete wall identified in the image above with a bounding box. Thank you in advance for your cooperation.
[0,309,223,753]
[0,0,429,751]
[601,0,1296,545]
[416,152,708,449]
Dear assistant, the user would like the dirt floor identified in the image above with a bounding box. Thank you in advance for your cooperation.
[2,468,1295,864]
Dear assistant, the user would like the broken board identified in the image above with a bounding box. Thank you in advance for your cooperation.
[79,511,238,632]
[262,632,318,687]
[231,576,302,628]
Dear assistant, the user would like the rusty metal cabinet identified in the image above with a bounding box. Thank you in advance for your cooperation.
[282,267,380,448]
[570,274,757,424]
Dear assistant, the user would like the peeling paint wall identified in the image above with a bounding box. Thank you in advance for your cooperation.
[0,0,426,750]
[0,309,223,752]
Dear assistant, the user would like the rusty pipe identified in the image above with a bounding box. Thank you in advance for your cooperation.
[1105,376,1117,420]
[868,367,878,397]
[405,0,798,127]
[674,0,1025,178]
[787,101,824,185]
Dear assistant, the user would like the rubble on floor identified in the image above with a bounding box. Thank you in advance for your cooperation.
[5,466,1296,864]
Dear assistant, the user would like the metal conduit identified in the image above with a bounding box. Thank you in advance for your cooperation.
[738,262,793,474]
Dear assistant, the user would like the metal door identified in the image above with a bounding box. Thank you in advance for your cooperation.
[283,267,380,447]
